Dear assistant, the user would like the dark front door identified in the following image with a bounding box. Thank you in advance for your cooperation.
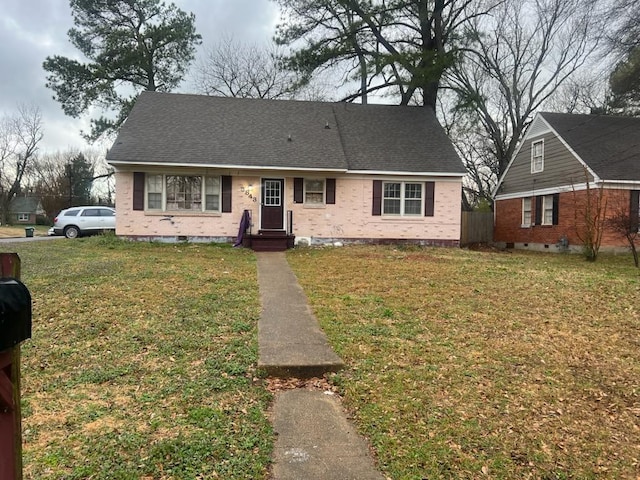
[261,178,284,230]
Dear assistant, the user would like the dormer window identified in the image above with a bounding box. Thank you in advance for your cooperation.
[531,139,544,173]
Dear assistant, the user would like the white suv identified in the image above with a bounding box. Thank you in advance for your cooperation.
[50,206,116,238]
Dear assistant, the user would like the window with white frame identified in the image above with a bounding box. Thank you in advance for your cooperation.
[166,175,202,211]
[522,197,532,226]
[542,194,554,225]
[147,174,163,209]
[146,174,221,212]
[17,213,29,222]
[205,177,220,211]
[264,179,281,206]
[383,182,423,216]
[304,179,325,204]
[531,139,544,173]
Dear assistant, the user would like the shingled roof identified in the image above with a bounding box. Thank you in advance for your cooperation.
[106,91,465,175]
[541,112,640,181]
[9,196,43,214]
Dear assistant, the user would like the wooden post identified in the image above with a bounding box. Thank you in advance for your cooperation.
[0,253,23,480]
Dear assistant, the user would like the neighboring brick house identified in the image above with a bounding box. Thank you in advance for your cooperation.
[8,196,46,224]
[106,92,466,249]
[494,112,640,253]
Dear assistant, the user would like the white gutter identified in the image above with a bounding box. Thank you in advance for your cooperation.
[107,160,348,173]
[347,169,466,177]
[107,160,466,177]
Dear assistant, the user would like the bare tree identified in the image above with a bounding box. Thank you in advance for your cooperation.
[571,170,607,262]
[446,0,604,207]
[545,71,613,114]
[607,192,640,267]
[439,102,494,210]
[31,151,71,219]
[0,105,44,224]
[606,0,640,54]
[193,36,317,100]
[31,149,115,219]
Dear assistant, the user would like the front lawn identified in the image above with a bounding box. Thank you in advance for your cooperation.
[0,225,49,238]
[4,239,639,479]
[4,237,271,479]
[288,246,640,479]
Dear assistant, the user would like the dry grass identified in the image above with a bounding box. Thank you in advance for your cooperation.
[0,225,48,238]
[6,237,640,479]
[4,237,272,479]
[287,245,640,479]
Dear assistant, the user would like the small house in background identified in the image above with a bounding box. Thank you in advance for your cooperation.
[493,112,640,253]
[8,196,46,224]
[106,92,466,250]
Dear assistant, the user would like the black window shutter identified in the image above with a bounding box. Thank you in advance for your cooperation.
[372,180,382,215]
[552,193,560,225]
[294,178,304,203]
[326,178,336,204]
[535,196,542,225]
[133,172,145,211]
[222,175,232,213]
[425,181,435,217]
[630,190,640,232]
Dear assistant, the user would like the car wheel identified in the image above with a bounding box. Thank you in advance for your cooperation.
[64,226,80,239]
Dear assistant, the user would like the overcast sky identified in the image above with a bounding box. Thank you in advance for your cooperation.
[0,0,281,153]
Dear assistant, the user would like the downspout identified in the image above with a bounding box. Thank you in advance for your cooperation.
[530,178,536,245]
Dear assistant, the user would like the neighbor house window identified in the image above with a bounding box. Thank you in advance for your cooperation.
[632,190,640,232]
[146,174,221,212]
[383,182,423,216]
[522,197,532,226]
[542,194,554,225]
[533,194,559,226]
[304,179,325,204]
[17,213,29,222]
[531,139,544,173]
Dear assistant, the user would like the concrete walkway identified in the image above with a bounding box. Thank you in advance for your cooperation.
[257,252,343,378]
[256,252,385,480]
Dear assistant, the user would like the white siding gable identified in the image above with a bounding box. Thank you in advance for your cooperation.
[527,115,552,139]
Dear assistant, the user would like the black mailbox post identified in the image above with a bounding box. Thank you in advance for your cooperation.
[0,254,31,480]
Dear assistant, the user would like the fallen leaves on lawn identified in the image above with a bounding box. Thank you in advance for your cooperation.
[287,245,640,479]
[264,374,339,394]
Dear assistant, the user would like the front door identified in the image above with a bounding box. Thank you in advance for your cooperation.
[261,178,284,230]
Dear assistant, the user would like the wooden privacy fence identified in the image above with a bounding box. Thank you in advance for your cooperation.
[460,211,494,246]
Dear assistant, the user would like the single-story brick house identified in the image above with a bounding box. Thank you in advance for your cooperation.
[493,111,640,253]
[106,92,466,249]
[8,196,46,224]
